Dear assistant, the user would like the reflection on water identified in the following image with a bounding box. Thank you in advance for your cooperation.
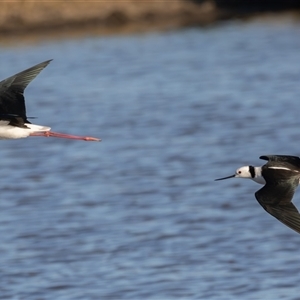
[0,18,300,299]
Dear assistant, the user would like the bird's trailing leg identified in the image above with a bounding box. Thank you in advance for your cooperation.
[30,131,101,141]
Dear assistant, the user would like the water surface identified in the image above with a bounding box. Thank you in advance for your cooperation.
[0,18,300,299]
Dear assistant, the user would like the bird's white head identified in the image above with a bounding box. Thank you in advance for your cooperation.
[215,165,265,184]
[235,166,253,178]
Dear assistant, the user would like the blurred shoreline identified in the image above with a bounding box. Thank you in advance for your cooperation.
[0,1,217,34]
[1,0,300,44]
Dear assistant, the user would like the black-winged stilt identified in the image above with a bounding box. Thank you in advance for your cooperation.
[0,60,100,141]
[216,155,300,234]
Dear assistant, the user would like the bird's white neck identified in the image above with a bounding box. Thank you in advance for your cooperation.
[251,167,266,184]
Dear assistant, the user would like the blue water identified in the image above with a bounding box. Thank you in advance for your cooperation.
[1,18,300,299]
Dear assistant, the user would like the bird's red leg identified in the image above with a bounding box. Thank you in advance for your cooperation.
[30,131,101,141]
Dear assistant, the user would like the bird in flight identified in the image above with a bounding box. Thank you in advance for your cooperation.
[0,60,100,141]
[216,155,300,234]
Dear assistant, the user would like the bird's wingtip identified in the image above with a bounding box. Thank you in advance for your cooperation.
[260,155,270,161]
[42,59,53,66]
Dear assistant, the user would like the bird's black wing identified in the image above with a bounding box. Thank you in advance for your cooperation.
[255,166,300,234]
[262,202,300,234]
[0,60,52,123]
[260,155,300,168]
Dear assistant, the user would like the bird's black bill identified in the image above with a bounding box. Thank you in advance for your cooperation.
[215,175,235,181]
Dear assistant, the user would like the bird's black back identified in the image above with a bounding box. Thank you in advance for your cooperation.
[257,155,300,204]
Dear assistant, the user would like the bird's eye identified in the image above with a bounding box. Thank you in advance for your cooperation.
[238,171,241,174]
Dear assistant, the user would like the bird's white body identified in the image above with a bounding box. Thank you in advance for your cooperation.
[0,121,50,139]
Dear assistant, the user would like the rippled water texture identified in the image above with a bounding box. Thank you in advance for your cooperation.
[1,18,300,299]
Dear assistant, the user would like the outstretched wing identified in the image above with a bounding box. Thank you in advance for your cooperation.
[264,202,300,234]
[0,60,52,122]
[256,191,300,234]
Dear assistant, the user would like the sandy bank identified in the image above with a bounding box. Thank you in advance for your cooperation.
[1,0,300,44]
[0,1,217,36]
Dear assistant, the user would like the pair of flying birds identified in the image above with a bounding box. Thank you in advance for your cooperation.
[1,60,299,235]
